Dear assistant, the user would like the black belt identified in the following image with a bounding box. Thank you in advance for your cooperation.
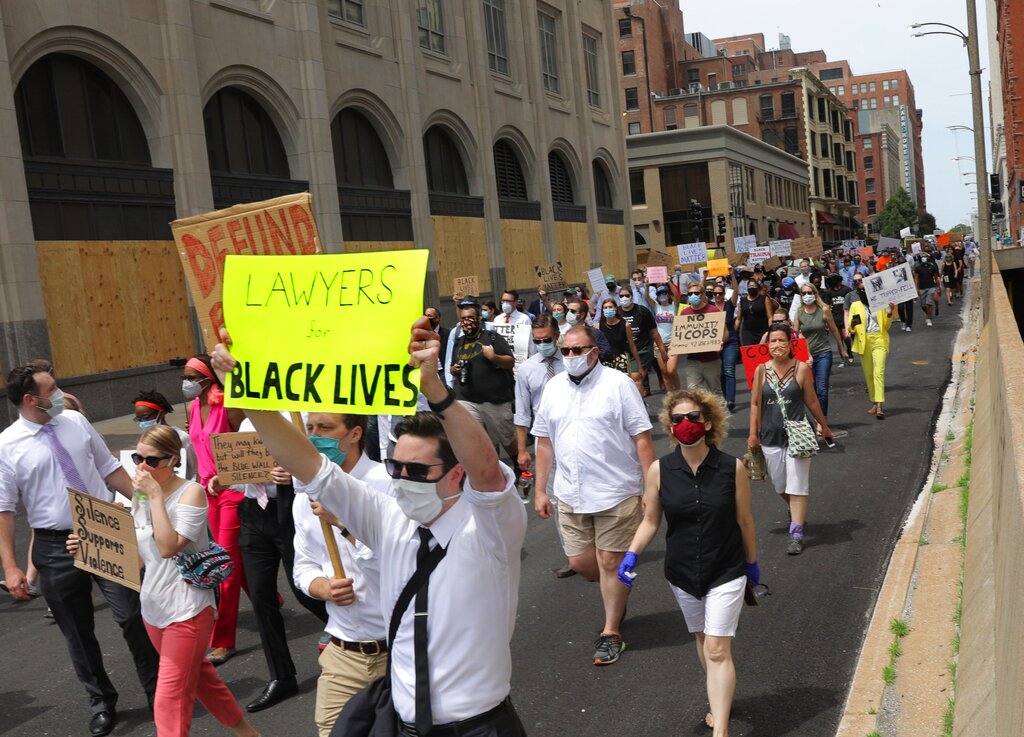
[33,528,72,538]
[400,698,512,737]
[329,636,387,656]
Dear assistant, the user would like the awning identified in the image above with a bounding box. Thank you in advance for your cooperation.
[816,211,837,225]
[778,223,801,239]
[851,217,864,229]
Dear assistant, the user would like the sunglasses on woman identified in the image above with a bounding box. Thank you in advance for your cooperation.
[131,453,172,467]
[670,411,703,424]
[560,345,595,357]
[383,458,453,483]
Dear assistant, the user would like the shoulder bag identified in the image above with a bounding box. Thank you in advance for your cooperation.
[768,370,818,459]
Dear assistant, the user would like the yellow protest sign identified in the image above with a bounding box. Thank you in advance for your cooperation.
[222,250,429,415]
[68,489,141,591]
[707,258,730,277]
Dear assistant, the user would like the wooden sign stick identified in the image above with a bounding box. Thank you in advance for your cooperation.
[289,412,347,580]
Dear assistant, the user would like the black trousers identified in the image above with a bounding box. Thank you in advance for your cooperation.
[32,531,159,715]
[398,698,527,737]
[239,497,327,681]
[898,300,914,328]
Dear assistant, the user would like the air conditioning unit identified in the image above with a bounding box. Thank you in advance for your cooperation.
[688,82,704,94]
[718,81,734,90]
[669,87,683,97]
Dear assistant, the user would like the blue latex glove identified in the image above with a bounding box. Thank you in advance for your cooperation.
[617,551,639,587]
[745,561,760,586]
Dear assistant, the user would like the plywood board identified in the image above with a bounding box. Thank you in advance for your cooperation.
[432,216,492,296]
[555,221,591,286]
[500,219,545,290]
[598,223,627,282]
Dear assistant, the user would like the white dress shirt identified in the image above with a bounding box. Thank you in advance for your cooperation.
[292,452,393,642]
[295,457,526,724]
[512,352,564,431]
[0,411,121,530]
[531,363,653,513]
[493,309,531,327]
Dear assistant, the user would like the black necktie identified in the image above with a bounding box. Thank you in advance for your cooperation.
[414,527,433,735]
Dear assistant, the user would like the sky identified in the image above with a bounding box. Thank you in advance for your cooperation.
[678,0,993,231]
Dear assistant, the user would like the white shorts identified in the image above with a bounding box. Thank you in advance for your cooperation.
[762,445,811,496]
[670,575,747,637]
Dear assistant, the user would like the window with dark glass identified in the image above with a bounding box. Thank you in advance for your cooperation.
[331,108,393,188]
[538,11,559,93]
[783,127,799,156]
[483,0,510,76]
[328,0,364,26]
[625,87,639,111]
[864,155,874,171]
[621,50,636,76]
[781,92,796,117]
[688,68,700,83]
[593,160,613,208]
[618,17,632,38]
[629,170,645,205]
[417,0,445,53]
[583,33,600,107]
[549,151,574,203]
[493,140,527,200]
[204,87,289,177]
[423,126,469,194]
[759,94,774,120]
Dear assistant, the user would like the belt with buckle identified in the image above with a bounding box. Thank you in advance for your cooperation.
[399,698,512,736]
[329,636,387,656]
[33,528,72,538]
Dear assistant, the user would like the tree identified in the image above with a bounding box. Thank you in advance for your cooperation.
[875,188,919,237]
[919,211,937,234]
[950,223,971,235]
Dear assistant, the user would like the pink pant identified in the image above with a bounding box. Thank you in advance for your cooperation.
[145,607,244,736]
[207,488,250,649]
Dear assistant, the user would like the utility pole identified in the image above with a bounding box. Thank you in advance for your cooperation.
[965,0,992,317]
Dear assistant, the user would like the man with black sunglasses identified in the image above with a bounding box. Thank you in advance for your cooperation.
[211,320,529,737]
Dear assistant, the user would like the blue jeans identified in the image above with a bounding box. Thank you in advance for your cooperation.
[811,350,833,416]
[720,339,740,403]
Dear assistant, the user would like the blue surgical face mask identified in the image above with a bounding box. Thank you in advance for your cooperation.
[137,418,159,431]
[552,311,566,322]
[566,311,579,325]
[310,434,347,467]
[537,341,557,358]
[603,308,617,319]
[687,294,702,307]
[480,309,491,321]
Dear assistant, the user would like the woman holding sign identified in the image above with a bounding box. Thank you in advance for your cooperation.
[184,355,248,664]
[793,284,848,419]
[847,286,897,420]
[67,426,259,737]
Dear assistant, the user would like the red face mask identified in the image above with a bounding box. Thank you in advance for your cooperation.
[672,417,707,446]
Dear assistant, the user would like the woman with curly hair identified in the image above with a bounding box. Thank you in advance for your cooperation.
[617,388,758,737]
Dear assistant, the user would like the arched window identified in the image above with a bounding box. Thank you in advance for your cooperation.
[493,140,527,200]
[635,230,647,246]
[548,151,574,204]
[423,126,469,194]
[331,108,394,188]
[204,87,289,177]
[14,53,174,239]
[592,160,613,209]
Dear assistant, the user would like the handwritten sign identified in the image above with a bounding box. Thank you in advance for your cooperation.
[740,339,811,389]
[647,266,669,284]
[842,240,865,254]
[677,242,707,266]
[669,312,726,355]
[707,258,730,277]
[68,489,140,591]
[899,226,913,239]
[645,249,675,268]
[453,275,479,297]
[791,237,823,260]
[769,240,792,258]
[172,193,322,351]
[748,246,771,267]
[535,263,568,293]
[864,263,918,313]
[222,250,429,415]
[211,432,279,485]
[911,242,922,254]
[486,322,530,374]
[734,235,757,253]
[587,267,606,297]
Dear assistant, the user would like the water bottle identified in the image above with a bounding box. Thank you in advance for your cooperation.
[517,471,534,500]
[134,492,151,529]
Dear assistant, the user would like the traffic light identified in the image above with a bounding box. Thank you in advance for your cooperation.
[689,199,703,240]
[990,173,1000,197]
[990,199,1004,216]
[717,213,727,235]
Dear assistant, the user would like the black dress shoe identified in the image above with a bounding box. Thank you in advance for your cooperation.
[89,710,117,737]
[246,677,298,713]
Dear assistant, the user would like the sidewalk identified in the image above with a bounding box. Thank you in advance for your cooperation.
[836,282,979,737]
[92,401,190,452]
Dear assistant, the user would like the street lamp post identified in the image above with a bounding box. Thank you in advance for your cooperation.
[912,6,992,317]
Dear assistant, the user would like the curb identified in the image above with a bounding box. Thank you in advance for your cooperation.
[835,283,980,737]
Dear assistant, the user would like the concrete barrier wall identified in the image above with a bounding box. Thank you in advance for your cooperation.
[954,264,1024,737]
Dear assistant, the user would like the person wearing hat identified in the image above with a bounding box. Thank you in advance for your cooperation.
[591,274,618,323]
[651,283,681,391]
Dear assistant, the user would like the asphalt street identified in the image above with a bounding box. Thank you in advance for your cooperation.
[0,297,963,737]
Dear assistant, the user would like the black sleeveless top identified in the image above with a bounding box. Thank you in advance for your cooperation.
[659,446,746,598]
[739,295,770,345]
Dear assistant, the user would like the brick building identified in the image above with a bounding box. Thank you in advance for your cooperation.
[994,0,1024,245]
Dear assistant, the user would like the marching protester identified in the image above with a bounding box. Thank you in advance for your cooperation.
[679,281,725,394]
[913,252,940,327]
[495,290,532,326]
[737,278,777,347]
[748,324,834,555]
[617,284,668,397]
[550,301,570,335]
[793,284,848,420]
[847,281,899,420]
[68,425,259,737]
[823,273,854,365]
[617,388,758,737]
[291,412,392,737]
[599,297,644,377]
[0,364,159,737]
[651,284,682,392]
[713,281,741,411]
[941,253,961,306]
[132,390,197,480]
[184,354,248,665]
[212,317,529,737]
[533,325,655,666]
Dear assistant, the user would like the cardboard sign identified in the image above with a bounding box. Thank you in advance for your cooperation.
[453,275,479,297]
[769,240,793,258]
[222,250,428,415]
[899,226,913,239]
[587,267,606,298]
[669,312,726,355]
[762,257,783,272]
[172,193,322,351]
[864,263,918,313]
[647,266,669,284]
[486,322,530,374]
[734,235,757,253]
[936,232,952,247]
[211,432,279,486]
[740,339,811,389]
[859,246,875,263]
[841,239,864,254]
[68,489,141,591]
[748,246,772,267]
[677,242,708,266]
[535,263,568,293]
[646,249,676,268]
[728,251,748,266]
[791,237,823,260]
[707,258,730,277]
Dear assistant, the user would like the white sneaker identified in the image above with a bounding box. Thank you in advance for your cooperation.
[926,319,933,327]
[905,326,911,332]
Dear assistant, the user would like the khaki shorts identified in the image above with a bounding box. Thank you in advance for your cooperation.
[459,400,515,449]
[557,496,643,557]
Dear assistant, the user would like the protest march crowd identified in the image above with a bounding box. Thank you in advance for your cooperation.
[0,234,976,737]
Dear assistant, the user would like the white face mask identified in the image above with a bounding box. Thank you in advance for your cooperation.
[182,379,204,401]
[618,295,632,308]
[393,478,460,524]
[41,389,65,418]
[565,311,579,325]
[501,301,514,315]
[801,294,816,305]
[564,350,594,377]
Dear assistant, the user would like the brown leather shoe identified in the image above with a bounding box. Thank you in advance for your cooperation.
[554,563,577,579]
[206,647,236,665]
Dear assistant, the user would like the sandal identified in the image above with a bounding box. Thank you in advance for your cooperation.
[876,410,885,420]
[867,406,878,415]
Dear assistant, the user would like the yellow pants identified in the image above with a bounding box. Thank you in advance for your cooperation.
[315,641,389,737]
[859,333,888,403]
